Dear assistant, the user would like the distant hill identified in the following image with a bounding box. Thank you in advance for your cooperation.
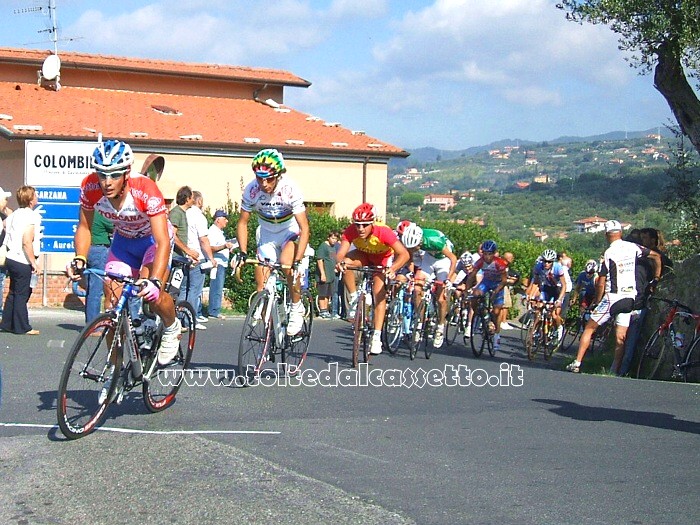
[390,127,674,170]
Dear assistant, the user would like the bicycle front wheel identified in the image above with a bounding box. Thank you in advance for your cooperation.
[525,319,541,361]
[636,331,669,380]
[143,300,196,412]
[409,306,425,361]
[238,292,273,386]
[562,317,582,353]
[283,291,314,375]
[445,302,461,346]
[681,338,700,382]
[520,310,534,344]
[382,296,404,355]
[470,315,488,358]
[351,293,366,368]
[57,313,121,440]
[423,310,436,360]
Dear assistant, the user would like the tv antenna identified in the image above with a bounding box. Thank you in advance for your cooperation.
[14,0,63,89]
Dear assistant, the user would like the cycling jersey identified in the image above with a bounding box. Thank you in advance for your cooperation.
[599,239,650,296]
[473,256,508,284]
[80,173,167,239]
[421,228,450,259]
[241,177,305,233]
[342,223,397,256]
[531,260,566,288]
[575,271,596,300]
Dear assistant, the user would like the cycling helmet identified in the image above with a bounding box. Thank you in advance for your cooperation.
[352,203,376,223]
[481,240,498,253]
[402,223,423,248]
[585,259,597,273]
[92,140,134,174]
[460,251,474,266]
[541,249,557,262]
[396,219,412,236]
[251,148,286,178]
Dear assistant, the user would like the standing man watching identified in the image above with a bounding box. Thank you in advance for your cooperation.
[207,209,236,319]
[316,231,339,318]
[181,190,217,328]
[85,212,113,324]
[169,186,199,261]
[567,220,660,374]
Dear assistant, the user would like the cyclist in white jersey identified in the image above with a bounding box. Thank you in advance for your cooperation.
[567,220,660,373]
[236,148,310,336]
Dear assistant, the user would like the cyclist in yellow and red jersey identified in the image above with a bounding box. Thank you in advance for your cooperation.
[335,203,409,355]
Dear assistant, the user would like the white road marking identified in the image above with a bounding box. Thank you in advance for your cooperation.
[0,422,280,435]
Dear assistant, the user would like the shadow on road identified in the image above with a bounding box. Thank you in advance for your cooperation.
[533,398,700,435]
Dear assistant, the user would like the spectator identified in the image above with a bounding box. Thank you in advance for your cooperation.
[169,186,199,261]
[316,231,340,318]
[499,251,520,330]
[180,191,217,328]
[567,220,661,374]
[0,186,41,335]
[557,251,573,321]
[618,227,673,376]
[85,212,113,324]
[0,186,13,318]
[207,209,236,319]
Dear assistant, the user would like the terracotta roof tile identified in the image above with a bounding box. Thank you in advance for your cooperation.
[0,81,406,156]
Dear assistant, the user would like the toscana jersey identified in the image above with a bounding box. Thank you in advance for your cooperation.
[79,173,167,239]
[531,260,566,289]
[600,239,651,296]
[342,223,397,256]
[473,256,508,283]
[241,177,305,233]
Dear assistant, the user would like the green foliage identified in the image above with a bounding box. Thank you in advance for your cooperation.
[400,192,424,206]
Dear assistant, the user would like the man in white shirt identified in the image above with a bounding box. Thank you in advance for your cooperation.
[180,191,217,328]
[207,209,237,319]
[567,220,660,373]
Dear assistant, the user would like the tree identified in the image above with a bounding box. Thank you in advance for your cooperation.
[557,1,700,154]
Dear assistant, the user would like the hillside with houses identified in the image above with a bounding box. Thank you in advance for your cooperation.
[387,133,689,250]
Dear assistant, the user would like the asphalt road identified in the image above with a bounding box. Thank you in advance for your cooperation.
[1,309,698,525]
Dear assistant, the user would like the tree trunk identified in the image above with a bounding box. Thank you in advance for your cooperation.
[653,41,700,155]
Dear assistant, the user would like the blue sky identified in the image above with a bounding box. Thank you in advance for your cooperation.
[0,0,676,150]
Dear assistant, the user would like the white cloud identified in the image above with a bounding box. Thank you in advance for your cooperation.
[502,85,562,106]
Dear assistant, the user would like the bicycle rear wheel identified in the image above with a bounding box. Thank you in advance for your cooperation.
[57,313,121,439]
[562,317,582,353]
[283,291,314,375]
[143,301,196,412]
[351,292,366,368]
[382,296,404,355]
[636,331,668,380]
[238,292,273,386]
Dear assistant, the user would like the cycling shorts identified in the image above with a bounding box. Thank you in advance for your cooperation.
[590,293,635,327]
[107,233,159,277]
[475,280,505,306]
[413,251,451,282]
[256,222,300,263]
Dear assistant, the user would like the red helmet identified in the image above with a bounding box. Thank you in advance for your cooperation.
[396,219,412,235]
[352,203,376,223]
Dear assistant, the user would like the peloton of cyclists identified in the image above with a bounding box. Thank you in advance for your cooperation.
[335,203,410,355]
[400,223,458,349]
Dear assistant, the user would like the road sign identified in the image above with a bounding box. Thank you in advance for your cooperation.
[35,186,80,254]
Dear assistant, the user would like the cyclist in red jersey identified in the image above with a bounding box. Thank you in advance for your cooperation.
[68,140,180,372]
[335,203,409,355]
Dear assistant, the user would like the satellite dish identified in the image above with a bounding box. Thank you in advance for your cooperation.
[41,54,61,81]
[140,154,165,181]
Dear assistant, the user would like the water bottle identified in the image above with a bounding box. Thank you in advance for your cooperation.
[30,273,38,289]
[403,300,413,334]
[210,265,218,280]
[674,332,685,349]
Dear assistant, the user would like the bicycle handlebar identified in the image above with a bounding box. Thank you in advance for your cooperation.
[649,296,694,313]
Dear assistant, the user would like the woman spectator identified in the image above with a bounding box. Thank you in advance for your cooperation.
[0,186,41,335]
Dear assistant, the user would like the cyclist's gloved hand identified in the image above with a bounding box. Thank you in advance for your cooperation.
[444,280,454,291]
[137,279,161,302]
[67,255,88,280]
[230,250,245,282]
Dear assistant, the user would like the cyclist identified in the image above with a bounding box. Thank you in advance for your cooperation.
[525,248,567,341]
[464,240,508,350]
[69,139,181,375]
[236,148,310,336]
[452,251,481,338]
[572,259,598,311]
[336,203,410,355]
[401,223,457,349]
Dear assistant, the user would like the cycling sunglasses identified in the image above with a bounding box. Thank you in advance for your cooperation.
[96,171,126,180]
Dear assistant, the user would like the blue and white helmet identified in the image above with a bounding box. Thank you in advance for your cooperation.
[93,140,134,174]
